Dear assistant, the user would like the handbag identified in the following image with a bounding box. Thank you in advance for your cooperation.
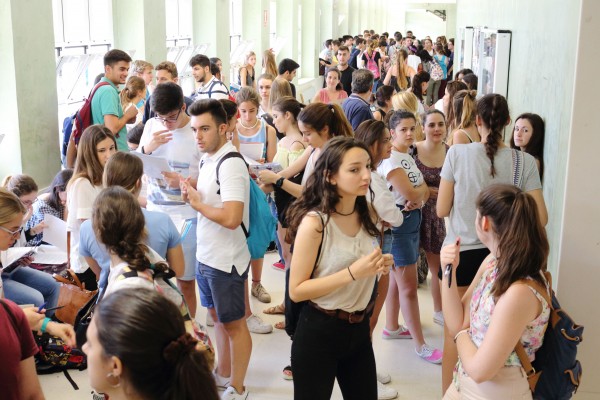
[53,269,98,325]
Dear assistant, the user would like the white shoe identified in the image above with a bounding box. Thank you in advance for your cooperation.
[221,386,248,400]
[206,312,215,327]
[377,381,398,400]
[246,314,273,334]
[213,371,230,390]
[433,311,445,326]
[377,370,391,384]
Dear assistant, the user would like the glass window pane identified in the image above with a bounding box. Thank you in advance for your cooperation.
[52,0,64,43]
[61,0,91,44]
[178,0,192,38]
[166,0,179,39]
[89,0,113,43]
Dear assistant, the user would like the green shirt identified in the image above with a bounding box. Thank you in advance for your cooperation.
[90,77,129,152]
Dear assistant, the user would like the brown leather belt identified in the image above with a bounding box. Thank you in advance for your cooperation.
[308,300,375,324]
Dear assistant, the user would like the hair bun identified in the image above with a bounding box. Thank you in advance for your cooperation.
[163,333,198,365]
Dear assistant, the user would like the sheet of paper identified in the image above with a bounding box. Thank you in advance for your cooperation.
[34,245,68,265]
[43,214,67,252]
[4,247,36,267]
[133,152,173,179]
[239,142,264,162]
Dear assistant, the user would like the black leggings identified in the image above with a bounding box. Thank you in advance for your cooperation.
[437,247,490,287]
[291,306,377,400]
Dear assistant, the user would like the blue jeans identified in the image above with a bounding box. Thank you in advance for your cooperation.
[268,196,284,263]
[2,267,60,316]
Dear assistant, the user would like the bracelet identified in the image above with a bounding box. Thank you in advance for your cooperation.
[40,317,51,334]
[275,177,285,188]
[347,266,356,281]
[454,328,469,343]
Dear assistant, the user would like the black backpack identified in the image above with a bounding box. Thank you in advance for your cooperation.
[516,272,583,399]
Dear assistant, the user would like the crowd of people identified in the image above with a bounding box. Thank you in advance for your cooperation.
[0,27,550,400]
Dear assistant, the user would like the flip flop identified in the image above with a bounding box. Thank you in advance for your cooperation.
[282,365,293,381]
[263,304,285,315]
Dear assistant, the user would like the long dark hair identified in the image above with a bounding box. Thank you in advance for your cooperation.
[297,102,354,138]
[411,71,430,102]
[70,125,117,187]
[286,137,379,244]
[47,169,73,212]
[354,120,387,167]
[476,184,548,298]
[95,289,219,400]
[477,94,510,177]
[510,113,545,179]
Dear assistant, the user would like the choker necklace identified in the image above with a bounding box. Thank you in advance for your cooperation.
[334,205,356,216]
[240,119,259,129]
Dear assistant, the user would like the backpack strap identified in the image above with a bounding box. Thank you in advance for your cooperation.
[214,151,250,238]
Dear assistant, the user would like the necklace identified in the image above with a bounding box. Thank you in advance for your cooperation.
[240,119,259,129]
[334,205,356,216]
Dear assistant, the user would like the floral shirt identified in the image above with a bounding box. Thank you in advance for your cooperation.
[455,257,550,384]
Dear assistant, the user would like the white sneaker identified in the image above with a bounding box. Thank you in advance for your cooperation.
[213,371,230,390]
[377,370,391,384]
[377,381,398,400]
[221,386,248,400]
[246,314,273,334]
[206,312,215,327]
[433,311,445,326]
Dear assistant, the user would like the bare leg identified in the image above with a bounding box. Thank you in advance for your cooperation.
[384,269,400,331]
[222,317,253,394]
[442,285,468,393]
[425,252,442,312]
[250,258,263,288]
[277,224,292,270]
[244,280,252,318]
[396,264,426,349]
[177,279,197,318]
[370,273,389,335]
[211,308,231,377]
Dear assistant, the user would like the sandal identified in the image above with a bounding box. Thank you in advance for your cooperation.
[282,365,293,381]
[263,303,285,315]
[274,320,286,330]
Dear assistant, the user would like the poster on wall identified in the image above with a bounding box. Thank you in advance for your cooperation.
[457,26,474,71]
[475,29,512,97]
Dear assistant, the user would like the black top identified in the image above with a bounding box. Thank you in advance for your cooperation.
[339,66,355,96]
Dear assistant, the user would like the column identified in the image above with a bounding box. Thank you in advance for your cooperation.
[300,0,320,78]
[112,0,167,65]
[348,0,360,35]
[192,0,230,84]
[276,0,299,64]
[0,0,59,183]
[319,0,333,41]
[337,0,349,37]
[241,0,270,74]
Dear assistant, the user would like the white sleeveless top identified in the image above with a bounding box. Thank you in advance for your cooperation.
[310,212,377,312]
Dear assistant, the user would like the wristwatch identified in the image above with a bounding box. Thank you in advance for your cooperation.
[275,177,285,188]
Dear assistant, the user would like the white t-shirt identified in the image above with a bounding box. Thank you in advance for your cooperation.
[67,177,102,273]
[369,170,403,227]
[377,149,425,206]
[196,142,250,273]
[138,119,201,220]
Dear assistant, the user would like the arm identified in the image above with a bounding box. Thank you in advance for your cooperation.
[240,67,248,87]
[456,285,541,383]
[436,178,454,217]
[386,168,429,203]
[18,357,45,400]
[527,189,548,226]
[186,183,244,230]
[166,244,185,278]
[103,105,139,135]
[370,174,403,227]
[265,125,277,162]
[84,256,102,280]
[311,92,321,104]
[258,169,304,198]
[382,66,394,85]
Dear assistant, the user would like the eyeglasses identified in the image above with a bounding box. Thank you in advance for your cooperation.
[154,109,182,124]
[0,225,23,237]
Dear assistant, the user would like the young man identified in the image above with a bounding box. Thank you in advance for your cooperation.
[342,69,374,130]
[189,54,229,101]
[278,58,300,98]
[142,61,194,123]
[336,45,355,96]
[131,59,154,106]
[137,82,201,318]
[183,99,252,400]
[349,38,366,69]
[91,49,138,152]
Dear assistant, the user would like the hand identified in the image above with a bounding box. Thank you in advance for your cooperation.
[403,200,422,211]
[440,238,461,269]
[46,322,76,347]
[146,129,173,154]
[380,253,394,275]
[19,255,34,266]
[161,171,182,189]
[181,178,202,209]
[428,187,439,200]
[349,248,383,280]
[22,307,46,329]
[124,104,139,120]
[31,221,47,236]
[258,170,280,185]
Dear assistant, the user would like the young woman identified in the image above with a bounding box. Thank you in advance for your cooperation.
[441,184,550,399]
[311,67,348,105]
[235,86,277,163]
[378,111,441,364]
[25,169,73,246]
[2,174,46,245]
[373,85,394,122]
[510,113,545,180]
[437,93,548,392]
[67,124,117,291]
[287,137,393,400]
[391,91,424,141]
[409,71,431,112]
[239,51,257,88]
[382,49,415,92]
[362,39,382,92]
[257,73,274,117]
[448,90,480,145]
[442,81,468,134]
[262,76,293,140]
[84,288,219,400]
[432,43,449,103]
[414,110,449,326]
[262,49,278,77]
[120,76,147,124]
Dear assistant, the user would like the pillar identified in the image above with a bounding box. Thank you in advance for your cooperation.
[192,0,230,85]
[319,0,334,41]
[276,0,299,64]
[0,0,59,183]
[300,0,320,79]
[337,0,349,37]
[348,0,360,35]
[241,0,270,74]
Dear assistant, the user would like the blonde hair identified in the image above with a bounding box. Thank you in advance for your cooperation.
[131,60,153,75]
[391,91,424,141]
[269,77,293,109]
[244,51,256,65]
[262,50,278,77]
[395,49,409,90]
[0,188,26,227]
[120,76,146,107]
[235,86,261,107]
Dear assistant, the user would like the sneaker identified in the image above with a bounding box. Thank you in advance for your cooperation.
[213,371,230,390]
[272,260,285,272]
[416,344,443,364]
[433,311,445,326]
[251,282,272,303]
[282,365,293,381]
[382,325,412,340]
[246,314,273,334]
[377,370,391,384]
[221,386,248,400]
[377,381,398,400]
[206,312,215,327]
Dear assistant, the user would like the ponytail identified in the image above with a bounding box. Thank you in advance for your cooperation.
[476,94,510,177]
[297,102,354,139]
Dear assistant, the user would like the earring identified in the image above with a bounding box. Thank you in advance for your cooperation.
[106,372,121,388]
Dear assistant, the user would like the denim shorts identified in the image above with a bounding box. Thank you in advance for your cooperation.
[196,261,249,323]
[381,230,393,255]
[391,209,421,267]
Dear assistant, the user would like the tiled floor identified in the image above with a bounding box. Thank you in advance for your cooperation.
[39,252,443,399]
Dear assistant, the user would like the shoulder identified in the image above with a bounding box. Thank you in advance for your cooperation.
[299,212,325,238]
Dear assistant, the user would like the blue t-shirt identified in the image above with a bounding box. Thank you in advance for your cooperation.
[342,94,374,131]
[79,208,181,291]
[91,77,129,152]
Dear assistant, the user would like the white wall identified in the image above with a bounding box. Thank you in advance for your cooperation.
[405,10,447,39]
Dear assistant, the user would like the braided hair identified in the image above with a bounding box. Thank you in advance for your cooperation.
[476,94,510,177]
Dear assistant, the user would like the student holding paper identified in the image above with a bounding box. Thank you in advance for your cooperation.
[235,87,277,163]
[137,82,201,317]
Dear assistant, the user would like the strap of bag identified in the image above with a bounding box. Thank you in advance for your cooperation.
[512,149,524,188]
[53,269,85,290]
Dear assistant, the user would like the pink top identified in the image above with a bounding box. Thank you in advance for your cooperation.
[318,88,348,104]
